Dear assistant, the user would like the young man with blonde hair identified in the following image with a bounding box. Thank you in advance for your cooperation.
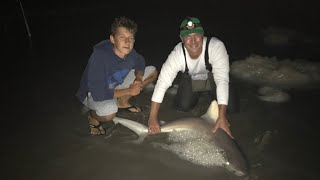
[76,17,158,135]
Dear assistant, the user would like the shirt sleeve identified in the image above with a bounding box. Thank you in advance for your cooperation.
[209,38,230,105]
[152,45,184,103]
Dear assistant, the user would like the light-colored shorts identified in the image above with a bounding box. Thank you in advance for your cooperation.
[82,66,156,116]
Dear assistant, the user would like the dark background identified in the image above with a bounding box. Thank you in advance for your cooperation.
[4,0,319,107]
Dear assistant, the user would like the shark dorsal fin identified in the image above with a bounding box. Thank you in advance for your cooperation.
[201,100,219,123]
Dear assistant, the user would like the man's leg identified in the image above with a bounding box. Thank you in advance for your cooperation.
[175,84,200,112]
[117,95,141,112]
[83,93,118,135]
[88,110,115,135]
[117,66,158,112]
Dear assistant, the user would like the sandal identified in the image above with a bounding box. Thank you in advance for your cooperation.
[118,105,142,113]
[88,116,106,136]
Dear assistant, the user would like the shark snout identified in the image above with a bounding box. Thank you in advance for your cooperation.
[224,161,248,177]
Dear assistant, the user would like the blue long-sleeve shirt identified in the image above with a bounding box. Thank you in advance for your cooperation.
[76,40,145,102]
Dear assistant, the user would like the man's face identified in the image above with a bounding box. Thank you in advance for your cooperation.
[110,27,135,58]
[181,33,203,58]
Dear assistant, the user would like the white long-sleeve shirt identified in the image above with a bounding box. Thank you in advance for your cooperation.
[152,37,230,105]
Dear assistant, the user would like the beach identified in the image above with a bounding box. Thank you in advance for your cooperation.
[4,1,320,179]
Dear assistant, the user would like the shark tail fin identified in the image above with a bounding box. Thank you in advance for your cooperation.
[201,100,219,123]
[113,117,148,136]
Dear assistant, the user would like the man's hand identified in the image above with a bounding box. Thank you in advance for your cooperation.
[148,117,161,134]
[212,116,234,139]
[134,71,144,90]
[128,83,141,96]
[133,80,143,90]
[148,102,161,134]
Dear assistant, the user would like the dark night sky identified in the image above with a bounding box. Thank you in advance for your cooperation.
[6,0,319,26]
[5,0,319,43]
[5,0,319,34]
[3,0,319,82]
[3,0,319,69]
[4,0,319,64]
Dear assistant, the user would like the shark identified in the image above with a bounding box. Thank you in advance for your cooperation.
[112,100,248,176]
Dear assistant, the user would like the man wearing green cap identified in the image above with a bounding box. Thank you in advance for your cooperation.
[148,17,234,138]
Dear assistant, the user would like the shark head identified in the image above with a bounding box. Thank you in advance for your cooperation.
[222,151,249,177]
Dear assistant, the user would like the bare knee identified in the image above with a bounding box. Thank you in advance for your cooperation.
[100,113,116,122]
[150,69,158,81]
[142,69,158,87]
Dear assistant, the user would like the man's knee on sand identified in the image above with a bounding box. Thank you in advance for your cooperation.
[174,86,201,112]
[174,96,198,112]
[175,103,195,112]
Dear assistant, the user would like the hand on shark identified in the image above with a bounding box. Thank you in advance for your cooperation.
[148,118,161,134]
[147,100,234,138]
[149,116,234,139]
[212,116,234,139]
[147,101,162,134]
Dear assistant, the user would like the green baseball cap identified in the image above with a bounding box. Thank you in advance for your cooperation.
[179,17,204,37]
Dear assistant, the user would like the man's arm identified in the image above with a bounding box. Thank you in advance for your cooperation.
[134,70,144,82]
[133,70,144,89]
[113,83,141,98]
[208,39,233,138]
[148,101,161,134]
[148,44,183,134]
